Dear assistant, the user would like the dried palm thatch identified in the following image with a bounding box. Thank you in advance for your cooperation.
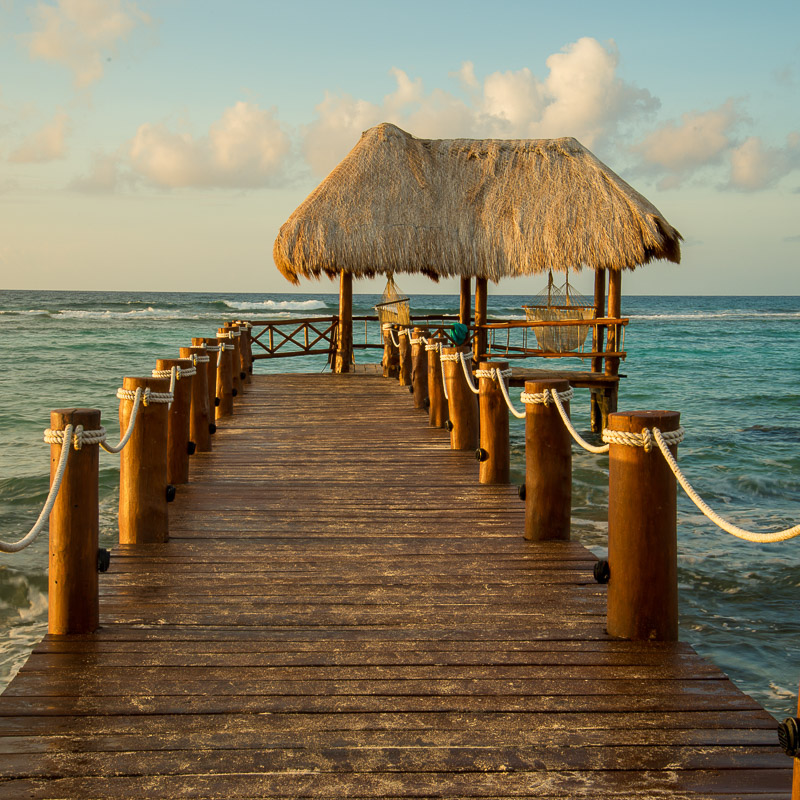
[274,123,681,285]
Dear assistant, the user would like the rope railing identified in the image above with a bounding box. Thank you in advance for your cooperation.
[459,352,480,395]
[0,424,74,553]
[649,428,800,543]
[0,373,179,554]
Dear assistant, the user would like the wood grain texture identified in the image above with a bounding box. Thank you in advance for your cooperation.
[0,374,788,797]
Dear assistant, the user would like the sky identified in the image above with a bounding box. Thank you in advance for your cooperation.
[0,0,798,296]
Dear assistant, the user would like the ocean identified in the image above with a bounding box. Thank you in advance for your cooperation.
[1,290,799,720]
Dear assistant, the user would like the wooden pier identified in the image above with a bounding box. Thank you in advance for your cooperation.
[0,372,789,798]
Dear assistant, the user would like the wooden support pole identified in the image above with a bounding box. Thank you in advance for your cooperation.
[478,361,510,484]
[382,327,400,379]
[155,358,193,485]
[426,338,447,428]
[605,269,622,378]
[224,325,243,398]
[118,376,171,545]
[335,271,353,373]
[442,346,479,450]
[192,338,219,433]
[215,330,235,419]
[606,410,680,641]
[48,408,100,635]
[411,327,429,410]
[459,277,472,325]
[180,347,212,453]
[474,277,488,363]
[398,329,412,386]
[591,268,607,374]
[524,379,571,541]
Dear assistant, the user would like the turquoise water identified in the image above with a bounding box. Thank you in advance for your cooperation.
[1,290,799,719]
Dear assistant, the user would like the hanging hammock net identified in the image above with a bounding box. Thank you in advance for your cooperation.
[522,271,595,353]
[374,274,410,328]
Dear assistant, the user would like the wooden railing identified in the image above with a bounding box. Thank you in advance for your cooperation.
[245,314,628,370]
[249,317,339,360]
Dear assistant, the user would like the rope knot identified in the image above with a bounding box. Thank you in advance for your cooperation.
[142,387,151,407]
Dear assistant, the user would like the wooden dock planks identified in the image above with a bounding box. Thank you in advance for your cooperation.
[0,373,790,798]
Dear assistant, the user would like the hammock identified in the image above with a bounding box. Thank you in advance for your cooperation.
[522,271,595,353]
[374,275,410,328]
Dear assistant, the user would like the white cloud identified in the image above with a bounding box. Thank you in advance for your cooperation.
[632,100,743,188]
[9,111,70,162]
[728,133,800,191]
[303,38,658,176]
[129,102,291,189]
[25,0,150,87]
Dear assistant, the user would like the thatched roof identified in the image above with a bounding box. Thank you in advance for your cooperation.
[274,123,681,285]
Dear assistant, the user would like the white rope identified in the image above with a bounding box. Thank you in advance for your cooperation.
[386,327,401,348]
[204,345,221,352]
[458,352,480,395]
[0,424,74,553]
[424,341,439,352]
[497,373,527,419]
[116,386,173,406]
[650,428,800,543]
[521,387,574,406]
[548,389,610,455]
[440,350,449,400]
[601,426,685,452]
[194,354,210,364]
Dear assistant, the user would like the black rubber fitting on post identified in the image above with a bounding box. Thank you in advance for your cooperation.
[444,420,454,432]
[475,448,489,462]
[240,371,246,380]
[214,397,220,407]
[423,397,430,410]
[408,385,414,394]
[778,717,800,757]
[249,366,253,374]
[187,441,196,456]
[96,548,111,573]
[593,559,611,584]
[518,483,526,501]
[232,388,238,397]
[166,484,177,503]
[209,423,217,434]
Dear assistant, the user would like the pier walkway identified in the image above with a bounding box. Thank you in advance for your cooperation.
[0,373,789,797]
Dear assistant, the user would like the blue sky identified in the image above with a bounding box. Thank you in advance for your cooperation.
[1,0,798,295]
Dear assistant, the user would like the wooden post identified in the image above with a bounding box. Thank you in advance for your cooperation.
[48,408,100,635]
[474,277,488,363]
[605,269,622,378]
[179,346,212,453]
[335,271,353,373]
[524,379,571,541]
[118,376,171,544]
[154,358,193,485]
[224,325,243,398]
[398,329,412,386]
[411,327,429,410]
[478,361,510,484]
[382,326,400,379]
[215,330,235,419]
[606,410,680,641]
[426,338,447,428]
[459,277,472,325]
[793,697,800,799]
[590,269,607,432]
[442,346,479,450]
[193,338,219,431]
[236,321,253,382]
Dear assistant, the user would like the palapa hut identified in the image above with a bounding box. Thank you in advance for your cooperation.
[273,122,681,373]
